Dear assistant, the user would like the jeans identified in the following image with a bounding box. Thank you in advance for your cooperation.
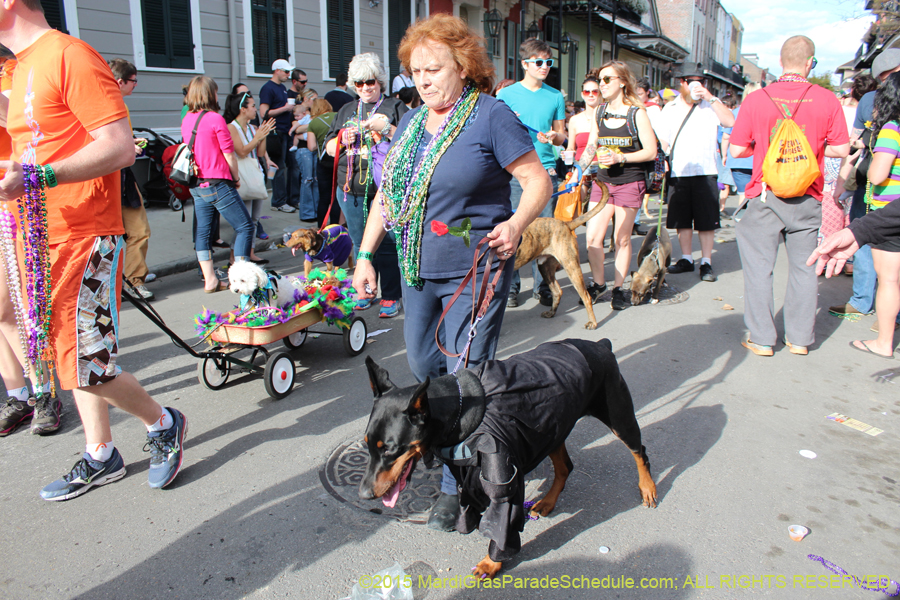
[337,188,402,301]
[271,133,296,209]
[191,182,254,261]
[848,185,876,314]
[509,169,557,296]
[295,148,319,221]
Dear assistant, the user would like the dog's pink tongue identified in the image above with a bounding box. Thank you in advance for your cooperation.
[291,247,297,257]
[382,460,414,508]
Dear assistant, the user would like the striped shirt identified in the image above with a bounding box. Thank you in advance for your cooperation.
[871,120,900,209]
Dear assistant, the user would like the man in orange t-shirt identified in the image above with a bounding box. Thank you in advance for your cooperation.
[0,0,188,501]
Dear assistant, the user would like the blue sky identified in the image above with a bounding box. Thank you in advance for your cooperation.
[719,0,874,77]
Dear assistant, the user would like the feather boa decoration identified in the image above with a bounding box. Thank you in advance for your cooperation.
[194,268,357,339]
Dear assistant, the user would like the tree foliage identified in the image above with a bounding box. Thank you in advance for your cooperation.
[809,71,836,91]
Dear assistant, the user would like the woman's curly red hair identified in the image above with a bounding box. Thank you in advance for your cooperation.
[397,13,495,93]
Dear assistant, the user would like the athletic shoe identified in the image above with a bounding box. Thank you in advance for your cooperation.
[699,263,717,282]
[145,408,188,489]
[668,258,694,274]
[506,292,519,308]
[126,284,155,301]
[356,298,374,311]
[633,224,648,236]
[533,289,553,306]
[579,282,608,305]
[273,205,297,213]
[30,396,63,435]
[39,449,126,501]
[610,286,630,311]
[379,299,401,318]
[0,398,33,437]
[741,333,774,357]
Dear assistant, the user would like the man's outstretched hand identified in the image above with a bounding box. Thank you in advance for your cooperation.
[807,228,860,278]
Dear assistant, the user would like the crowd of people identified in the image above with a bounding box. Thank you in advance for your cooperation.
[0,4,896,524]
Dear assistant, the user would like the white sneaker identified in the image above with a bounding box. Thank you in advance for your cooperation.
[126,284,155,301]
[273,205,297,213]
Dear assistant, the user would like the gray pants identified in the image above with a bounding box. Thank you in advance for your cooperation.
[735,191,821,347]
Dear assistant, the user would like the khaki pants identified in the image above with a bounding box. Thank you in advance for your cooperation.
[121,203,151,285]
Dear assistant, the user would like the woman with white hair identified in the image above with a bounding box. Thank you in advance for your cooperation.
[325,52,407,317]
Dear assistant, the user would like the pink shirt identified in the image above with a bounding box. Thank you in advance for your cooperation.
[181,111,234,180]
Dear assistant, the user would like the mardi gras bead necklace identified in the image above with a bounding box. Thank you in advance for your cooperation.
[343,96,385,222]
[18,164,57,397]
[777,73,810,83]
[0,207,30,380]
[380,85,479,287]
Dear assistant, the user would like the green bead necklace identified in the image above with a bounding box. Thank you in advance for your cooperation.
[381,85,479,287]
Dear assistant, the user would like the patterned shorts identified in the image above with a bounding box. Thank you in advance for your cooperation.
[49,235,124,390]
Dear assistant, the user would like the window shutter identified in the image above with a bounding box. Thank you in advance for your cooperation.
[41,0,69,35]
[252,0,289,74]
[387,0,411,82]
[328,0,355,80]
[141,0,194,69]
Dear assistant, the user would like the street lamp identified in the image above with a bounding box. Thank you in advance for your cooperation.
[560,32,577,55]
[484,8,502,40]
[525,20,542,40]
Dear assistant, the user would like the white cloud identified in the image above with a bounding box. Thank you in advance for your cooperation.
[720,0,874,75]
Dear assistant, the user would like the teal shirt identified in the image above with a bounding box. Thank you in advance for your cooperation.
[496,82,566,170]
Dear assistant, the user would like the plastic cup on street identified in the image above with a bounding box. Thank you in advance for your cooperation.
[788,525,809,542]
[562,150,575,165]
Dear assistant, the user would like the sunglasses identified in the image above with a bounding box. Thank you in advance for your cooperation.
[684,78,705,84]
[296,79,308,84]
[125,78,137,84]
[599,76,619,85]
[582,89,600,96]
[810,56,818,69]
[354,79,378,88]
[524,58,554,68]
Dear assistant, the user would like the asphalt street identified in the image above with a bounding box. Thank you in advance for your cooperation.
[1,197,898,600]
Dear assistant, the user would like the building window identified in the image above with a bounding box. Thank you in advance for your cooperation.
[327,0,355,79]
[250,0,288,74]
[505,20,521,81]
[140,0,195,69]
[567,45,578,99]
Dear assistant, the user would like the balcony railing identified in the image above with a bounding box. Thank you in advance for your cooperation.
[708,59,745,87]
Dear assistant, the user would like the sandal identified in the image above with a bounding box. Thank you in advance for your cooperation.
[849,340,894,359]
[204,280,229,294]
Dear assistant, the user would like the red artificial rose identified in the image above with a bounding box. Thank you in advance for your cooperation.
[326,290,340,302]
[431,220,449,236]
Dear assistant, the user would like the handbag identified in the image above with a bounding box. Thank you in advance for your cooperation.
[233,121,269,200]
[554,170,583,222]
[170,110,208,187]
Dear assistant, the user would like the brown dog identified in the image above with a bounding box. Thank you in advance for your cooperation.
[513,180,609,330]
[630,226,672,306]
[284,225,352,277]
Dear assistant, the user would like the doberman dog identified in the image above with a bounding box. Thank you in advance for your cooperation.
[513,181,609,330]
[359,338,658,579]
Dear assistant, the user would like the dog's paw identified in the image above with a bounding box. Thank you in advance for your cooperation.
[640,481,659,508]
[540,310,557,319]
[584,321,598,330]
[650,298,659,305]
[472,556,503,580]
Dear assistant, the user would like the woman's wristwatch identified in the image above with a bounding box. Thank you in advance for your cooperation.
[379,118,392,137]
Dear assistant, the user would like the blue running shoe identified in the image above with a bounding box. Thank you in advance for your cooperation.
[40,448,126,501]
[356,298,374,311]
[145,408,188,489]
[379,299,401,318]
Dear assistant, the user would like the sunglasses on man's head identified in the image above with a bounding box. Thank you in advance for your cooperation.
[354,79,378,88]
[599,76,619,85]
[582,89,600,96]
[524,58,554,68]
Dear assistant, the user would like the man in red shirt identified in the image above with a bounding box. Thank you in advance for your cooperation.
[730,35,849,356]
[0,0,188,500]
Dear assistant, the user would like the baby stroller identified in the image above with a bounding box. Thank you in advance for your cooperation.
[132,127,188,211]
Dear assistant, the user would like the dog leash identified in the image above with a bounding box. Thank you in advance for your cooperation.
[319,128,346,234]
[436,237,507,373]
[550,163,584,199]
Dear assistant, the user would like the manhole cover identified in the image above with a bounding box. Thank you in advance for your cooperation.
[594,283,688,306]
[320,439,553,523]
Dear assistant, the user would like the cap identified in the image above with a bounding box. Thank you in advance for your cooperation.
[872,49,900,80]
[272,59,295,72]
[662,88,677,99]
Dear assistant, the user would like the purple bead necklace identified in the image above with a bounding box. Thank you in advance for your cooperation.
[0,207,30,381]
[17,164,56,397]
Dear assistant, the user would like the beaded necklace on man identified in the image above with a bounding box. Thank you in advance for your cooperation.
[343,96,384,222]
[381,84,479,287]
[777,73,810,83]
[14,164,57,398]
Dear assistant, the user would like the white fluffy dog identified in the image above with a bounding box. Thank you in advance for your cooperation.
[228,261,300,310]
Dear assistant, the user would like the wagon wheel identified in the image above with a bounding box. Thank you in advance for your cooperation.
[198,357,229,390]
[283,329,308,350]
[169,191,182,211]
[343,316,367,357]
[263,350,295,400]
